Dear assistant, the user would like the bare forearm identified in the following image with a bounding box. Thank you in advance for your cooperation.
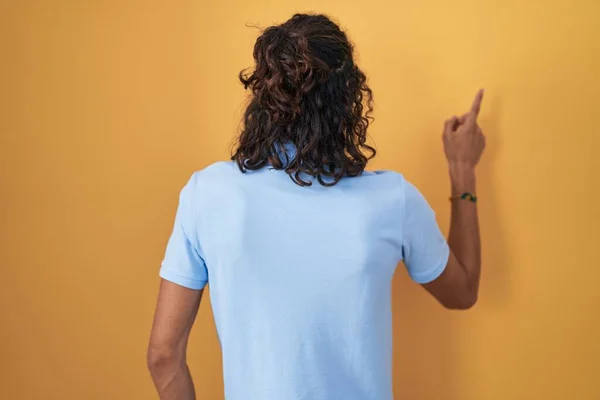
[448,164,481,294]
[149,357,196,400]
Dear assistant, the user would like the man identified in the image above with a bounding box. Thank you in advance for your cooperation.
[148,13,485,400]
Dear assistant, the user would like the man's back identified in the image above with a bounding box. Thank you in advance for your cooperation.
[160,161,449,400]
[148,13,484,400]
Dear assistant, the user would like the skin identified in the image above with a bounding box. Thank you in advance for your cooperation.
[148,281,202,400]
[423,89,485,309]
[148,90,486,399]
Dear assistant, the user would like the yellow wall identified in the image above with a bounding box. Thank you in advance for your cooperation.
[1,1,598,399]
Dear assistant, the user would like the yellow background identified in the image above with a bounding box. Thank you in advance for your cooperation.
[2,1,599,399]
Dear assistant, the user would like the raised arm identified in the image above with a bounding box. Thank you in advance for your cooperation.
[148,280,203,400]
[422,90,486,309]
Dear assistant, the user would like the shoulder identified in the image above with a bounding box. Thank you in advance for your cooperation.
[365,168,404,181]
[192,161,238,182]
[360,169,408,194]
[185,161,242,205]
[362,169,431,212]
[369,169,424,196]
[186,161,239,190]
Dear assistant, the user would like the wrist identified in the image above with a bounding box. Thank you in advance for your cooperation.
[448,163,476,194]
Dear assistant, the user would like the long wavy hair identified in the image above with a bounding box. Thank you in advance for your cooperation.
[232,13,375,186]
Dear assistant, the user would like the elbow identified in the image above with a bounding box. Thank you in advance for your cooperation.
[147,345,179,375]
[445,292,478,310]
[147,347,167,373]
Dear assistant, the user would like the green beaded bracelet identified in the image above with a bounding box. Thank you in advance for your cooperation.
[450,192,477,202]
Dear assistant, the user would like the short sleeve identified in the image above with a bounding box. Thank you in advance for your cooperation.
[401,178,450,284]
[159,173,208,290]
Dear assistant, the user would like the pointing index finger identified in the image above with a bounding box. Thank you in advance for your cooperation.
[469,89,484,119]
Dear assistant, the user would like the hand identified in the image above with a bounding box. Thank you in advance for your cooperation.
[443,89,486,169]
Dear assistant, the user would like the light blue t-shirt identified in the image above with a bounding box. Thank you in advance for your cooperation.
[160,159,450,400]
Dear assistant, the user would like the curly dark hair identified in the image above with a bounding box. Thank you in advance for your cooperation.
[232,13,376,186]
